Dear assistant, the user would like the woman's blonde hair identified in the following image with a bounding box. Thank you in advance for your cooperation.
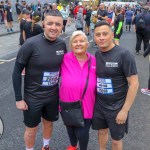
[69,31,89,49]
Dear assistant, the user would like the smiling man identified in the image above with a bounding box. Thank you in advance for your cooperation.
[92,21,139,150]
[12,10,67,150]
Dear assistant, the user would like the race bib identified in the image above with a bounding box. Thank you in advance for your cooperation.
[42,72,59,86]
[97,78,114,94]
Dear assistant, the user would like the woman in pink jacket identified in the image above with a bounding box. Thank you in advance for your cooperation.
[59,31,96,150]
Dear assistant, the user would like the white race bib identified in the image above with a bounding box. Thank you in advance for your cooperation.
[42,71,59,86]
[97,78,114,94]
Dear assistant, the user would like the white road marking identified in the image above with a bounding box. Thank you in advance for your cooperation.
[0,62,4,64]
[0,57,16,62]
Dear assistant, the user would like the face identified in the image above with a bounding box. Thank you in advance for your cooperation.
[99,3,104,10]
[71,35,88,56]
[43,15,63,41]
[94,25,114,52]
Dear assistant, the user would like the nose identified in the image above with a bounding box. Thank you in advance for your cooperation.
[99,35,104,40]
[76,41,81,45]
[51,23,57,29]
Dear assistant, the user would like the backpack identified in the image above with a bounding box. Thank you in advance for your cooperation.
[136,15,145,30]
[92,14,98,24]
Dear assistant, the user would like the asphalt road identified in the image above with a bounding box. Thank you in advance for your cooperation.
[0,25,150,150]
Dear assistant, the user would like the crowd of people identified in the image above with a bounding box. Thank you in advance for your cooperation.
[1,0,148,150]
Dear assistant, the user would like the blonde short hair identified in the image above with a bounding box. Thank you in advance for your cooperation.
[69,31,89,49]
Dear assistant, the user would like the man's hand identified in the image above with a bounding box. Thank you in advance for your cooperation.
[116,110,128,124]
[16,100,28,110]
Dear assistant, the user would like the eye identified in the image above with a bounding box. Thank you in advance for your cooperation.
[55,23,61,27]
[103,32,108,36]
[96,33,101,37]
[47,22,53,25]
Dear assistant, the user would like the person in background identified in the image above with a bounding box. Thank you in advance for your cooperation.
[15,0,21,18]
[30,2,36,12]
[73,2,86,19]
[12,10,67,150]
[23,10,43,41]
[114,6,124,45]
[0,1,4,24]
[4,0,13,33]
[84,5,91,36]
[59,30,96,150]
[97,3,108,22]
[52,3,57,11]
[75,7,84,31]
[132,5,150,55]
[19,9,30,46]
[107,6,115,27]
[36,0,42,12]
[57,3,63,11]
[125,7,134,32]
[60,5,69,34]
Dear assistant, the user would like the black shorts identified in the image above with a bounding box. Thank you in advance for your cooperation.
[23,96,59,128]
[125,19,132,25]
[92,106,128,141]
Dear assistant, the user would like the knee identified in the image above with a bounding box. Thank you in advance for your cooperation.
[42,118,53,128]
[25,127,38,137]
[98,129,108,136]
[112,139,122,146]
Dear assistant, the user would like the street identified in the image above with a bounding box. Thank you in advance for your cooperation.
[0,24,150,150]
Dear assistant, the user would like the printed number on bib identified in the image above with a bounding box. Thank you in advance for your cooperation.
[42,72,59,86]
[97,78,114,94]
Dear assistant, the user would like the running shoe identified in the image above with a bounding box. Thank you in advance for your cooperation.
[42,145,50,150]
[67,145,78,150]
[141,88,150,96]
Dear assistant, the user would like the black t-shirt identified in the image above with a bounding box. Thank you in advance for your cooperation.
[114,14,124,32]
[16,33,67,101]
[5,5,12,16]
[23,21,43,39]
[97,9,108,21]
[20,18,26,33]
[95,45,137,112]
[15,2,21,14]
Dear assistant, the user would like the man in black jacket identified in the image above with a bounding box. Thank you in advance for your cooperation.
[132,6,150,55]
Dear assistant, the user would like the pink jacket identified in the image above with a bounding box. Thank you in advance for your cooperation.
[59,52,96,119]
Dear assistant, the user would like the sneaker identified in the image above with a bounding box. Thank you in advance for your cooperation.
[141,88,150,96]
[67,145,78,150]
[42,145,50,150]
[135,51,139,55]
[10,28,14,33]
[7,29,9,33]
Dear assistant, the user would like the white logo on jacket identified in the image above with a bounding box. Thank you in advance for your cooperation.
[56,50,64,55]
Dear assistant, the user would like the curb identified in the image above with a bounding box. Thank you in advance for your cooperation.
[0,31,20,37]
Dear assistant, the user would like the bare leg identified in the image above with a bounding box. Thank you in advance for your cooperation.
[24,126,38,149]
[112,139,123,150]
[98,129,109,150]
[42,118,53,139]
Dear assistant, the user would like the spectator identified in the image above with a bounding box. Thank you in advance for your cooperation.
[132,6,150,55]
[15,0,21,17]
[125,7,134,32]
